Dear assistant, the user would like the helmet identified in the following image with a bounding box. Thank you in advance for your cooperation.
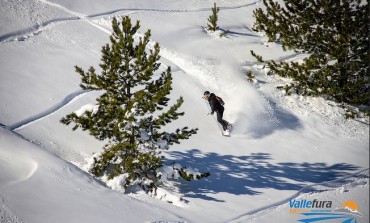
[203,91,210,99]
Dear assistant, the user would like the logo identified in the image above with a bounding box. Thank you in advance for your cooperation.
[290,199,333,209]
[289,199,362,223]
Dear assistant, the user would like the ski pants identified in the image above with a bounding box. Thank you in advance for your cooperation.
[216,108,229,131]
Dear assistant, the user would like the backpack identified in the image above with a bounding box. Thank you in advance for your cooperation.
[216,96,225,106]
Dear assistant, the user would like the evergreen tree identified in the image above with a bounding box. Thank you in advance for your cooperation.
[252,0,369,109]
[60,16,199,192]
[207,3,220,31]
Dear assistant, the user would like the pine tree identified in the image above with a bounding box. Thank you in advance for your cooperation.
[60,16,198,192]
[207,3,220,31]
[252,0,369,109]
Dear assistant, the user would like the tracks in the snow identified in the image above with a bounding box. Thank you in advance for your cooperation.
[6,90,89,131]
[0,0,260,43]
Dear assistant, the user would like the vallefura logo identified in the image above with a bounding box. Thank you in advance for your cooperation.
[289,199,332,209]
[289,199,333,214]
[290,199,362,223]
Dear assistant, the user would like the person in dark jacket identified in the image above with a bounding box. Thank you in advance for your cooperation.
[203,91,230,131]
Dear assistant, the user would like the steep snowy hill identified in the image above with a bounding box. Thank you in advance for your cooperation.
[0,0,368,223]
[0,128,184,223]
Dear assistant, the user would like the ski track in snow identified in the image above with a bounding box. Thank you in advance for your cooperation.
[0,17,79,42]
[225,168,369,223]
[0,0,261,43]
[5,89,89,131]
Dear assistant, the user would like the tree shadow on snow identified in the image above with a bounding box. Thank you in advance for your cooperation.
[166,150,360,202]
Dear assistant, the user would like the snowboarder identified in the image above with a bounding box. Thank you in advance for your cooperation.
[203,91,231,135]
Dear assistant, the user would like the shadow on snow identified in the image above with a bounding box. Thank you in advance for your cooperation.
[166,150,359,202]
[241,99,303,139]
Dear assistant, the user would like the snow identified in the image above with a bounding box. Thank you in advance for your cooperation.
[74,103,99,117]
[105,174,129,193]
[0,0,368,223]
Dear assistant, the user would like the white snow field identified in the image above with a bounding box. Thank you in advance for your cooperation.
[0,0,368,223]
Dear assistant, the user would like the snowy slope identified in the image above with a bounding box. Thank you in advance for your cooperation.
[0,128,185,223]
[0,0,368,222]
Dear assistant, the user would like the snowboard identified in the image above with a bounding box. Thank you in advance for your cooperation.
[222,124,233,137]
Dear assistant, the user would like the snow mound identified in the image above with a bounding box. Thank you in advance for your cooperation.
[0,131,38,186]
[74,103,99,117]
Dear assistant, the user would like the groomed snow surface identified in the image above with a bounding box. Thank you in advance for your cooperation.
[0,0,368,223]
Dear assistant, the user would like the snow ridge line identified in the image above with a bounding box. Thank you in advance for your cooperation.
[1,0,260,43]
[224,168,370,223]
[7,89,89,131]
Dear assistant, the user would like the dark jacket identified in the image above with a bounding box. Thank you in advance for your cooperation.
[209,93,224,113]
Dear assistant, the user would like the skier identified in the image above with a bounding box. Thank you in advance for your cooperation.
[203,91,231,135]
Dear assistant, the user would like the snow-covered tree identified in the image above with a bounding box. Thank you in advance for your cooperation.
[252,0,369,109]
[60,16,200,192]
[207,3,220,31]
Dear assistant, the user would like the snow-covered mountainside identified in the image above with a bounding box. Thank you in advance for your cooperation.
[0,0,368,222]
